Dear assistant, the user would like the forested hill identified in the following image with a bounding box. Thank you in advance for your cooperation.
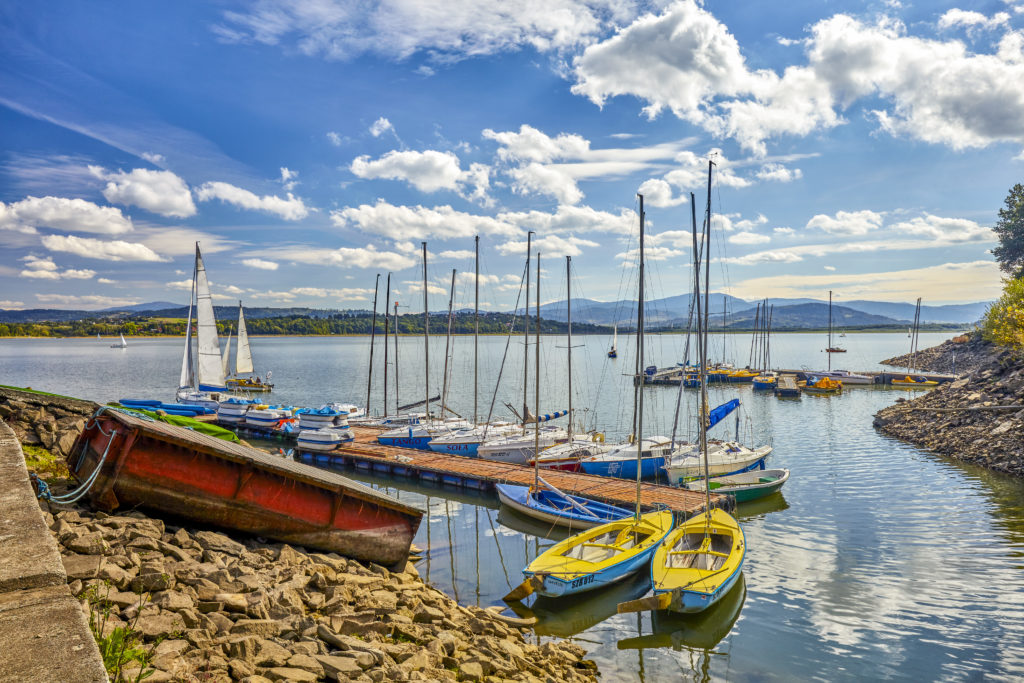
[0,311,612,338]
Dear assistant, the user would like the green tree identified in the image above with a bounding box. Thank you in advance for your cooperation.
[993,183,1024,278]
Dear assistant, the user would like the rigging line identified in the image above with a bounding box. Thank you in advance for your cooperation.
[483,257,529,435]
[484,508,514,590]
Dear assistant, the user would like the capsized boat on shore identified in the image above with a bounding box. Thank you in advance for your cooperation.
[67,407,422,565]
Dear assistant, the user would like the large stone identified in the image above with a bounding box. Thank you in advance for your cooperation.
[214,592,248,613]
[97,561,131,589]
[265,667,318,682]
[152,590,194,612]
[254,638,292,667]
[64,531,108,556]
[60,554,104,580]
[230,619,281,638]
[458,661,484,682]
[287,653,325,677]
[194,531,246,557]
[314,654,363,680]
[132,571,175,593]
[135,611,186,641]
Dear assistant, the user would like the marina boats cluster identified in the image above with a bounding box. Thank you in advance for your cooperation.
[116,160,948,628]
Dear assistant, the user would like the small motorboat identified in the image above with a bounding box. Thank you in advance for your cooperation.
[477,426,568,464]
[727,368,758,383]
[244,405,295,428]
[891,375,939,388]
[297,405,352,431]
[216,397,258,424]
[296,428,354,451]
[684,468,790,503]
[528,435,611,472]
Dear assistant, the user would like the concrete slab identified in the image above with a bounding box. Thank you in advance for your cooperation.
[0,421,66,593]
[0,584,107,682]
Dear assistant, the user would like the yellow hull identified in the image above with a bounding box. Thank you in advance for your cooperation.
[648,508,745,613]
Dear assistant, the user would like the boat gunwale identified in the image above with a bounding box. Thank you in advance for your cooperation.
[93,410,424,519]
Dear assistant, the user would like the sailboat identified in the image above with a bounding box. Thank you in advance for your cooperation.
[892,297,937,388]
[176,243,228,407]
[497,256,634,529]
[621,158,746,616]
[608,324,618,358]
[225,302,273,391]
[502,193,674,602]
[110,333,127,349]
[824,291,846,353]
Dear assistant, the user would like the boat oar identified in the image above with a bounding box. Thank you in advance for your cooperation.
[503,575,542,602]
[617,592,671,614]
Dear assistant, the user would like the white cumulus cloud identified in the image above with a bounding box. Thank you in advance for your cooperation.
[0,196,133,234]
[331,200,519,240]
[89,166,196,218]
[242,258,280,270]
[41,234,165,262]
[806,210,884,236]
[195,181,310,220]
[350,149,491,204]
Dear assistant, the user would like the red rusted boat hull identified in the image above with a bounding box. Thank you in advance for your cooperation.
[68,411,422,565]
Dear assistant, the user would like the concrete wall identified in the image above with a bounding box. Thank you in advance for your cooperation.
[0,419,108,682]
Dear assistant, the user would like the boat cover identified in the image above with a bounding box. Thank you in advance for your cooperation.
[707,399,740,431]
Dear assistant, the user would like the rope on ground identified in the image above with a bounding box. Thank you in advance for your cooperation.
[33,406,124,505]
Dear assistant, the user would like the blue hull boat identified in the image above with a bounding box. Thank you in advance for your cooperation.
[377,435,433,449]
[579,456,665,480]
[496,483,633,529]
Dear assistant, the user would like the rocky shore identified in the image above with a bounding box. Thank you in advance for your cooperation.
[1,387,599,682]
[879,334,986,375]
[874,338,1024,477]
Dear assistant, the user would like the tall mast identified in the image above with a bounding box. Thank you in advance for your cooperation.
[474,235,480,426]
[635,193,646,520]
[702,159,714,525]
[366,274,380,417]
[178,254,197,391]
[422,243,430,422]
[566,255,573,443]
[534,253,541,490]
[828,290,833,372]
[671,192,699,450]
[383,274,391,418]
[393,301,400,415]
[441,269,456,419]
[767,304,774,371]
[523,232,533,430]
[749,302,760,368]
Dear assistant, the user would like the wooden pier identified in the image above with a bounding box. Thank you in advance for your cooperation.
[296,427,729,519]
[640,365,956,387]
[774,374,800,397]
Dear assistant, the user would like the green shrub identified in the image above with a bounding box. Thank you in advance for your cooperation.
[85,584,156,682]
[981,276,1024,348]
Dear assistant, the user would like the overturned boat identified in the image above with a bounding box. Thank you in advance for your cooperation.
[67,407,422,565]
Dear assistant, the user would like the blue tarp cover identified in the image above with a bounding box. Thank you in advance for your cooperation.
[707,399,740,430]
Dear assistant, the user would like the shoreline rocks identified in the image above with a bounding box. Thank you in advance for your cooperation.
[45,505,598,682]
[1,386,600,682]
[874,338,1024,477]
[879,334,988,376]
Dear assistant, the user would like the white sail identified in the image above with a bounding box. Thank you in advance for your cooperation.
[612,324,617,349]
[178,285,195,389]
[119,333,127,347]
[235,302,254,375]
[194,245,224,389]
[221,327,232,377]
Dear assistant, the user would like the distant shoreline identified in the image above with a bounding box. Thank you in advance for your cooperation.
[0,328,969,340]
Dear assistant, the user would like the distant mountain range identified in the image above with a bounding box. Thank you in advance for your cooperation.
[0,293,987,328]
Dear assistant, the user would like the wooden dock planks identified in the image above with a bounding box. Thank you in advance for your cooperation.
[325,426,729,518]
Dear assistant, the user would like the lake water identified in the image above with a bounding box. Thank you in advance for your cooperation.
[3,332,1023,681]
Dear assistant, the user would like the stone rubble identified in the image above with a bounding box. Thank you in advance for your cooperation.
[879,334,988,376]
[874,337,1024,477]
[47,506,598,682]
[2,387,600,682]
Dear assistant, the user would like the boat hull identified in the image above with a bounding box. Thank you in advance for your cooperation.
[663,450,769,485]
[68,411,422,565]
[579,456,665,480]
[687,468,790,503]
[377,435,433,449]
[496,484,632,530]
[427,441,480,456]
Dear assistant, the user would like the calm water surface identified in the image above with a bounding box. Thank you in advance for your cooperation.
[2,332,1023,681]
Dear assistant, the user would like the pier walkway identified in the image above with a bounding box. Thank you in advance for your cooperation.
[298,427,729,519]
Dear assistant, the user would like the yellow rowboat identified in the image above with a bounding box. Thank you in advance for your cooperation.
[619,508,745,614]
[891,375,938,388]
[225,377,274,392]
[503,510,674,601]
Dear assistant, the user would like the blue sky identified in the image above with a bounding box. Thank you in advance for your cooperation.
[1,0,1022,313]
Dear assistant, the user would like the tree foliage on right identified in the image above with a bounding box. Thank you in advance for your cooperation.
[993,183,1024,279]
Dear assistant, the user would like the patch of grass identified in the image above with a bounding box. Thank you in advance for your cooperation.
[22,443,69,482]
[86,583,157,682]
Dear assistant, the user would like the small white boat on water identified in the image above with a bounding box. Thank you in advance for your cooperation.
[296,428,354,452]
[110,333,127,349]
[662,441,773,485]
[216,397,258,424]
[297,405,352,431]
[377,419,470,449]
[805,369,873,385]
[477,426,569,464]
[244,406,294,428]
[427,422,519,456]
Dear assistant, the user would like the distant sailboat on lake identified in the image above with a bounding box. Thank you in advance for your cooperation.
[110,333,127,349]
[225,302,273,392]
